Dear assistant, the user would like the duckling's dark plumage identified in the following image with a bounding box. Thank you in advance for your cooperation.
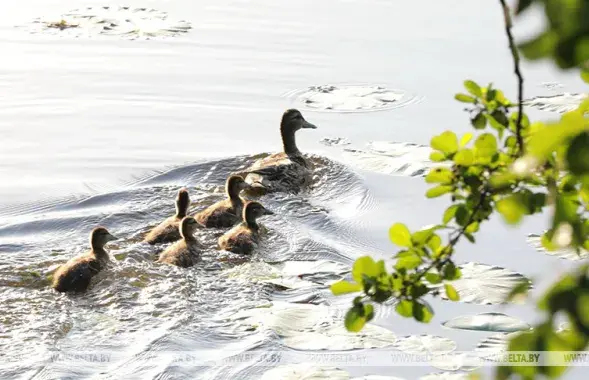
[195,175,250,228]
[52,227,117,293]
[218,201,273,255]
[241,109,317,194]
[157,216,201,267]
[145,188,190,245]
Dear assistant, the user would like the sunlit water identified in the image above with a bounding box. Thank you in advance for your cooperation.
[0,0,588,379]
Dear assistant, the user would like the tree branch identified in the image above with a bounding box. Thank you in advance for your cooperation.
[499,0,525,155]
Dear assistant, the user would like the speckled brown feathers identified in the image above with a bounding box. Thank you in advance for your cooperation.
[52,227,117,293]
[218,201,274,254]
[195,175,250,228]
[145,188,190,244]
[157,217,201,267]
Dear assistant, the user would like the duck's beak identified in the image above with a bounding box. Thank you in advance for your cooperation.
[240,181,254,191]
[263,208,275,216]
[302,120,317,129]
[106,233,118,242]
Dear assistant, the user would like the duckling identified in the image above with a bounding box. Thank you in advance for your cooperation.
[156,216,201,267]
[218,201,274,254]
[194,175,252,228]
[144,188,190,245]
[240,109,317,194]
[52,227,117,293]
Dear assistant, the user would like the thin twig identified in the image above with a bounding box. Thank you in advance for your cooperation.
[499,0,525,155]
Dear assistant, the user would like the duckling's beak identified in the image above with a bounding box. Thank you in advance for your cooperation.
[263,208,275,216]
[106,233,118,242]
[302,120,317,129]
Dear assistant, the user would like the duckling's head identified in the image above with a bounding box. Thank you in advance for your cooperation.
[179,216,199,239]
[175,188,191,217]
[226,175,251,197]
[281,109,317,133]
[243,201,274,224]
[90,227,117,249]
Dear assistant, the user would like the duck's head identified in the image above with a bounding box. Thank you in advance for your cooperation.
[226,175,251,198]
[179,216,199,239]
[175,188,191,217]
[243,201,274,225]
[90,227,117,249]
[281,109,317,133]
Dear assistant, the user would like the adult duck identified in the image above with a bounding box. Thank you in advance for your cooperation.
[218,201,274,255]
[194,175,251,228]
[241,109,317,194]
[156,216,201,268]
[52,227,117,293]
[144,188,190,245]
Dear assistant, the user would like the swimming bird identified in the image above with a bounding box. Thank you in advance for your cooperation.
[194,175,251,228]
[144,188,190,245]
[156,216,201,267]
[240,109,317,194]
[218,201,274,254]
[52,227,117,293]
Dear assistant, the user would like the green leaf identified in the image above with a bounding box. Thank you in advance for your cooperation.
[464,80,482,97]
[427,234,442,252]
[442,261,461,280]
[426,185,453,198]
[454,149,474,166]
[443,205,459,223]
[431,131,459,154]
[330,280,362,295]
[395,253,422,270]
[497,195,527,225]
[412,300,434,323]
[455,93,476,103]
[396,300,413,318]
[459,133,473,147]
[519,31,558,60]
[345,305,367,332]
[444,283,460,301]
[352,256,380,285]
[582,69,589,84]
[474,133,498,158]
[425,167,453,184]
[471,112,486,129]
[527,114,586,160]
[425,273,442,284]
[566,132,589,176]
[429,151,446,162]
[389,223,412,247]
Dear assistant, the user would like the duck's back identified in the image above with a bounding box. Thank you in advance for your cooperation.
[218,224,258,254]
[157,240,200,268]
[52,252,102,292]
[195,199,241,228]
[145,216,182,245]
[244,153,311,193]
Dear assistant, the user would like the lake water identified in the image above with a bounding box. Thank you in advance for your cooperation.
[0,0,588,379]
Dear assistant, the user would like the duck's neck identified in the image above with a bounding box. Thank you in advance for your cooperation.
[91,245,110,261]
[244,213,259,231]
[281,127,300,155]
[227,186,243,209]
[176,204,188,219]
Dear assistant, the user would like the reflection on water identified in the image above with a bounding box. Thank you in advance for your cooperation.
[0,155,379,379]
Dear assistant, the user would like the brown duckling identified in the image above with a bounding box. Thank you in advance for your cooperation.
[194,175,251,228]
[52,227,117,293]
[156,216,201,267]
[218,201,274,254]
[240,109,317,194]
[144,188,190,245]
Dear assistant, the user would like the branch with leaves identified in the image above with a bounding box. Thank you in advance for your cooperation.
[332,1,589,379]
